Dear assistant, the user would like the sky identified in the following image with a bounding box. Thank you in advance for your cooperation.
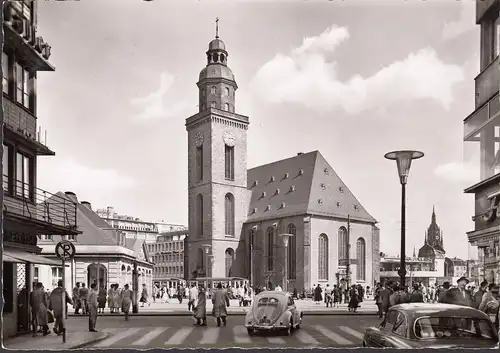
[35,0,480,260]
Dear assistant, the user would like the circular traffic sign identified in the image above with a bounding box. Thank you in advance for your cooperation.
[55,240,76,261]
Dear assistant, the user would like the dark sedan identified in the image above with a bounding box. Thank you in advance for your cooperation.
[363,303,499,348]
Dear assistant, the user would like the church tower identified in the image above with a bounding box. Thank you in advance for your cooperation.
[185,20,250,280]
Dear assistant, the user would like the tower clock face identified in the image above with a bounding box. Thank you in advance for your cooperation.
[195,131,204,147]
[435,235,440,240]
[223,131,235,147]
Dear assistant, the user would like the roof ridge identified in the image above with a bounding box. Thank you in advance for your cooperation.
[248,151,318,171]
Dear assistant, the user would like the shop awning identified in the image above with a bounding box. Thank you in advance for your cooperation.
[3,254,26,263]
[4,249,65,266]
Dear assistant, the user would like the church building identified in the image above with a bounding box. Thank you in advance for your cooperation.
[185,28,380,292]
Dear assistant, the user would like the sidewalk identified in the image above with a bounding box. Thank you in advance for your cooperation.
[3,318,109,350]
[67,299,378,317]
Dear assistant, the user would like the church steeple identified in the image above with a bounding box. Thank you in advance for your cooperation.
[431,205,436,224]
[197,18,238,114]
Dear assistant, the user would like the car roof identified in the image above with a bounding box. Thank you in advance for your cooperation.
[256,291,289,297]
[390,303,490,319]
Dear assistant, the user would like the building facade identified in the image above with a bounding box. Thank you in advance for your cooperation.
[464,0,500,284]
[147,230,188,288]
[380,255,442,287]
[2,0,80,338]
[95,206,186,243]
[185,32,380,292]
[444,257,468,281]
[37,192,153,302]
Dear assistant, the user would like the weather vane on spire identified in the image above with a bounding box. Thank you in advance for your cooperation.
[215,17,219,39]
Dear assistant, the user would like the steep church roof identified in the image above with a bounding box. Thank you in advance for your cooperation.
[246,151,377,224]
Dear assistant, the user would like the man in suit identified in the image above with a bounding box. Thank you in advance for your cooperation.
[87,283,98,332]
[473,281,488,309]
[442,277,472,307]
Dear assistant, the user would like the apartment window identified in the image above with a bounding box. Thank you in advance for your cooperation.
[3,144,9,191]
[196,145,203,181]
[2,52,8,94]
[224,193,235,236]
[16,152,32,199]
[224,144,234,181]
[51,267,63,286]
[16,63,30,109]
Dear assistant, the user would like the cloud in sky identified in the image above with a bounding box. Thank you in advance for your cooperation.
[441,0,476,41]
[434,160,478,184]
[130,72,192,121]
[38,158,137,195]
[250,25,465,114]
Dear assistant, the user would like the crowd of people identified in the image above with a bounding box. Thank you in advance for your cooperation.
[373,276,500,331]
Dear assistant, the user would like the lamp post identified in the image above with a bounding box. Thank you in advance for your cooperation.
[278,233,294,293]
[201,244,212,289]
[385,150,424,288]
[132,261,138,313]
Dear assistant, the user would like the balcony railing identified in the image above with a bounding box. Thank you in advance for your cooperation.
[3,174,79,235]
[475,56,500,109]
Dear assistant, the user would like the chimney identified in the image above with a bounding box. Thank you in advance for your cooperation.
[81,201,92,210]
[64,191,78,203]
[297,152,304,156]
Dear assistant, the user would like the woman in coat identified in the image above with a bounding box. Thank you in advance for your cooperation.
[140,284,150,307]
[348,285,360,312]
[313,284,323,305]
[98,286,107,313]
[30,282,49,336]
[107,285,115,313]
[212,282,230,327]
[193,286,207,326]
[121,284,134,321]
[113,285,122,313]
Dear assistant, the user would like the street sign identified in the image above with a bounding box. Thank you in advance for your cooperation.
[55,241,76,261]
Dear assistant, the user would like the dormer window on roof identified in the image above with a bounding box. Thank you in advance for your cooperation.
[275,189,280,195]
[354,205,359,211]
[260,191,266,199]
[270,176,275,183]
[336,202,341,207]
[318,199,323,205]
[321,183,326,190]
[324,168,329,175]
[289,185,296,192]
[250,207,257,214]
[339,186,344,193]
[265,205,271,211]
[283,173,289,180]
[298,169,304,176]
[279,202,286,209]
[252,180,259,187]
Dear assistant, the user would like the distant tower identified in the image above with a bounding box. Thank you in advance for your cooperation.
[185,19,251,280]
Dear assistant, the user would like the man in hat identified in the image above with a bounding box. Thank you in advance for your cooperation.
[473,281,489,309]
[442,277,472,307]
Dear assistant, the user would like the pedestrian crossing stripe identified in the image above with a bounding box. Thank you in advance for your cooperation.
[94,324,367,347]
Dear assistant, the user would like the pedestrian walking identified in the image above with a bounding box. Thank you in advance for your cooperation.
[442,277,472,306]
[409,284,424,303]
[49,280,73,335]
[313,284,322,305]
[72,283,81,314]
[324,285,333,307]
[212,282,230,327]
[79,283,89,315]
[193,285,207,326]
[473,281,488,309]
[479,283,498,311]
[87,283,99,332]
[113,284,122,313]
[188,283,198,311]
[438,282,450,303]
[108,285,115,313]
[98,286,107,314]
[348,285,360,312]
[139,284,150,307]
[30,282,50,336]
[121,284,134,321]
[177,285,183,304]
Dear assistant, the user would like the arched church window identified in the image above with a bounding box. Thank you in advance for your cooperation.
[356,237,366,281]
[224,103,230,111]
[211,102,216,108]
[224,193,235,236]
[196,194,204,237]
[220,54,225,62]
[287,224,297,279]
[266,227,274,271]
[211,86,216,95]
[213,53,219,62]
[318,234,328,280]
[225,87,230,96]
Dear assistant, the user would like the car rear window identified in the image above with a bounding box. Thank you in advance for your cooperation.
[257,297,279,306]
[414,317,496,340]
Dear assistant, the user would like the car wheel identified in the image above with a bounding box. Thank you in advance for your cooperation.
[362,341,366,347]
[247,328,255,336]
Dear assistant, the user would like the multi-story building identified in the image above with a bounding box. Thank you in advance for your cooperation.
[444,257,468,281]
[466,259,482,285]
[95,206,185,243]
[464,0,500,285]
[379,255,442,287]
[185,30,380,292]
[147,229,188,288]
[2,0,79,337]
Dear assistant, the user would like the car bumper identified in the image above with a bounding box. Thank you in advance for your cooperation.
[245,324,288,331]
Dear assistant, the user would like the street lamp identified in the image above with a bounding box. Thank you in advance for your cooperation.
[278,233,294,293]
[201,244,212,289]
[385,150,424,288]
[208,254,214,291]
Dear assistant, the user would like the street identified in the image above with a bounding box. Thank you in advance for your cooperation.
[81,315,381,348]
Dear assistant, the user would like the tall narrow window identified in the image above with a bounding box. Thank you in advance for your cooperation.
[3,52,8,94]
[356,238,366,281]
[495,16,500,57]
[15,63,29,109]
[266,227,274,271]
[196,145,203,181]
[224,193,235,236]
[211,86,216,94]
[287,224,297,279]
[225,248,234,277]
[225,144,234,180]
[16,152,31,199]
[224,103,230,111]
[3,144,9,191]
[318,234,329,280]
[196,194,204,237]
[247,230,254,279]
[225,87,230,96]
[338,227,348,263]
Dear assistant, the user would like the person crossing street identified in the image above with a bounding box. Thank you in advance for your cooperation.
[87,283,99,332]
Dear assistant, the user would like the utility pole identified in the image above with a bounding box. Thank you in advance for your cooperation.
[346,215,351,289]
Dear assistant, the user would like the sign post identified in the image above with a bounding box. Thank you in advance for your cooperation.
[55,240,76,344]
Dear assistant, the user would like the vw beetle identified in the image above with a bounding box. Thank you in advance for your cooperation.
[363,303,499,349]
[245,291,302,336]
